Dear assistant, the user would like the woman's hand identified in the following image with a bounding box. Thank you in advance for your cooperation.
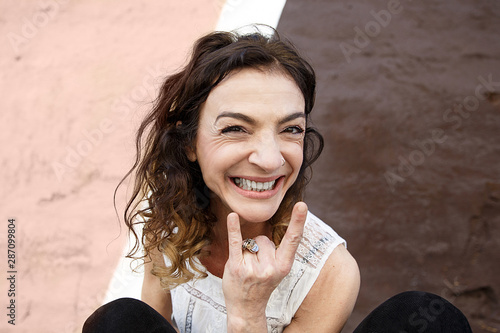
[222,202,308,333]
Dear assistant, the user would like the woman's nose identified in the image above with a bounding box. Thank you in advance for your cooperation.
[248,135,283,172]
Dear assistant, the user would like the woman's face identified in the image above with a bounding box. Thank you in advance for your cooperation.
[190,68,305,224]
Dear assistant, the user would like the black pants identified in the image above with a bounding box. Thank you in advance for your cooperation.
[83,291,472,332]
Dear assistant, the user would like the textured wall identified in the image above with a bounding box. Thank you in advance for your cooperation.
[0,2,219,332]
[278,0,500,331]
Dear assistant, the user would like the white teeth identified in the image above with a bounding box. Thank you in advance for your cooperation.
[233,177,277,192]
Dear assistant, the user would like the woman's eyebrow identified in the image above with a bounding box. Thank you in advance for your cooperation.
[215,111,305,125]
[278,112,306,125]
[215,111,255,125]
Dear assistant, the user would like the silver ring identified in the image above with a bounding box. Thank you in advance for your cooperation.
[281,157,285,166]
[242,238,259,254]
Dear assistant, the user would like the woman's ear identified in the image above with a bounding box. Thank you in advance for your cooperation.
[186,145,197,162]
[177,121,197,162]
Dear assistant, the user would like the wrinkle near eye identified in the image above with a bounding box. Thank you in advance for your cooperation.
[208,122,245,143]
[292,136,305,146]
[210,122,221,135]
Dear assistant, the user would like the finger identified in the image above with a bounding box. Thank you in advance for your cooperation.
[226,212,243,262]
[276,202,307,265]
[251,235,276,261]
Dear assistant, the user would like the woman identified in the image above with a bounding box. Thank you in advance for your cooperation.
[84,29,472,332]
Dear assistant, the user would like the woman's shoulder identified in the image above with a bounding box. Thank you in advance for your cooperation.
[283,212,360,331]
[304,210,346,244]
[288,242,360,332]
[294,210,347,268]
[265,211,352,323]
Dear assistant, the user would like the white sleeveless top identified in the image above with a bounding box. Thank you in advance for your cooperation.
[165,211,346,333]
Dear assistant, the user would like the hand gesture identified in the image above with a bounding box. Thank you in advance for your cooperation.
[222,202,308,332]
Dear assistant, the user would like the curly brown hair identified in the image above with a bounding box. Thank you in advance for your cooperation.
[118,28,324,290]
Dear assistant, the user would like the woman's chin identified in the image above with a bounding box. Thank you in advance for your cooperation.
[235,207,279,224]
[211,192,285,224]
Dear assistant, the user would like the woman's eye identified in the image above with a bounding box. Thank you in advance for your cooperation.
[221,125,246,134]
[283,126,304,135]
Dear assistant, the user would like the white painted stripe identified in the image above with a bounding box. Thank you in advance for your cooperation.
[103,208,148,303]
[102,230,144,303]
[216,0,287,34]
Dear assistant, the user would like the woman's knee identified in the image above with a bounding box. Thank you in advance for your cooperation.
[353,291,472,333]
[83,298,175,333]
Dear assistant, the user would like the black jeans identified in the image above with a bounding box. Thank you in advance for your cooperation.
[352,291,472,333]
[83,291,472,332]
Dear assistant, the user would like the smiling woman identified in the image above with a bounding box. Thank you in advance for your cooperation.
[83,28,472,333]
[192,69,306,224]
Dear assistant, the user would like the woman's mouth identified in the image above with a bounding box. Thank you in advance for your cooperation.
[232,177,279,192]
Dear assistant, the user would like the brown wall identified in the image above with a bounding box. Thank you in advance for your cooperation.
[278,0,500,331]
